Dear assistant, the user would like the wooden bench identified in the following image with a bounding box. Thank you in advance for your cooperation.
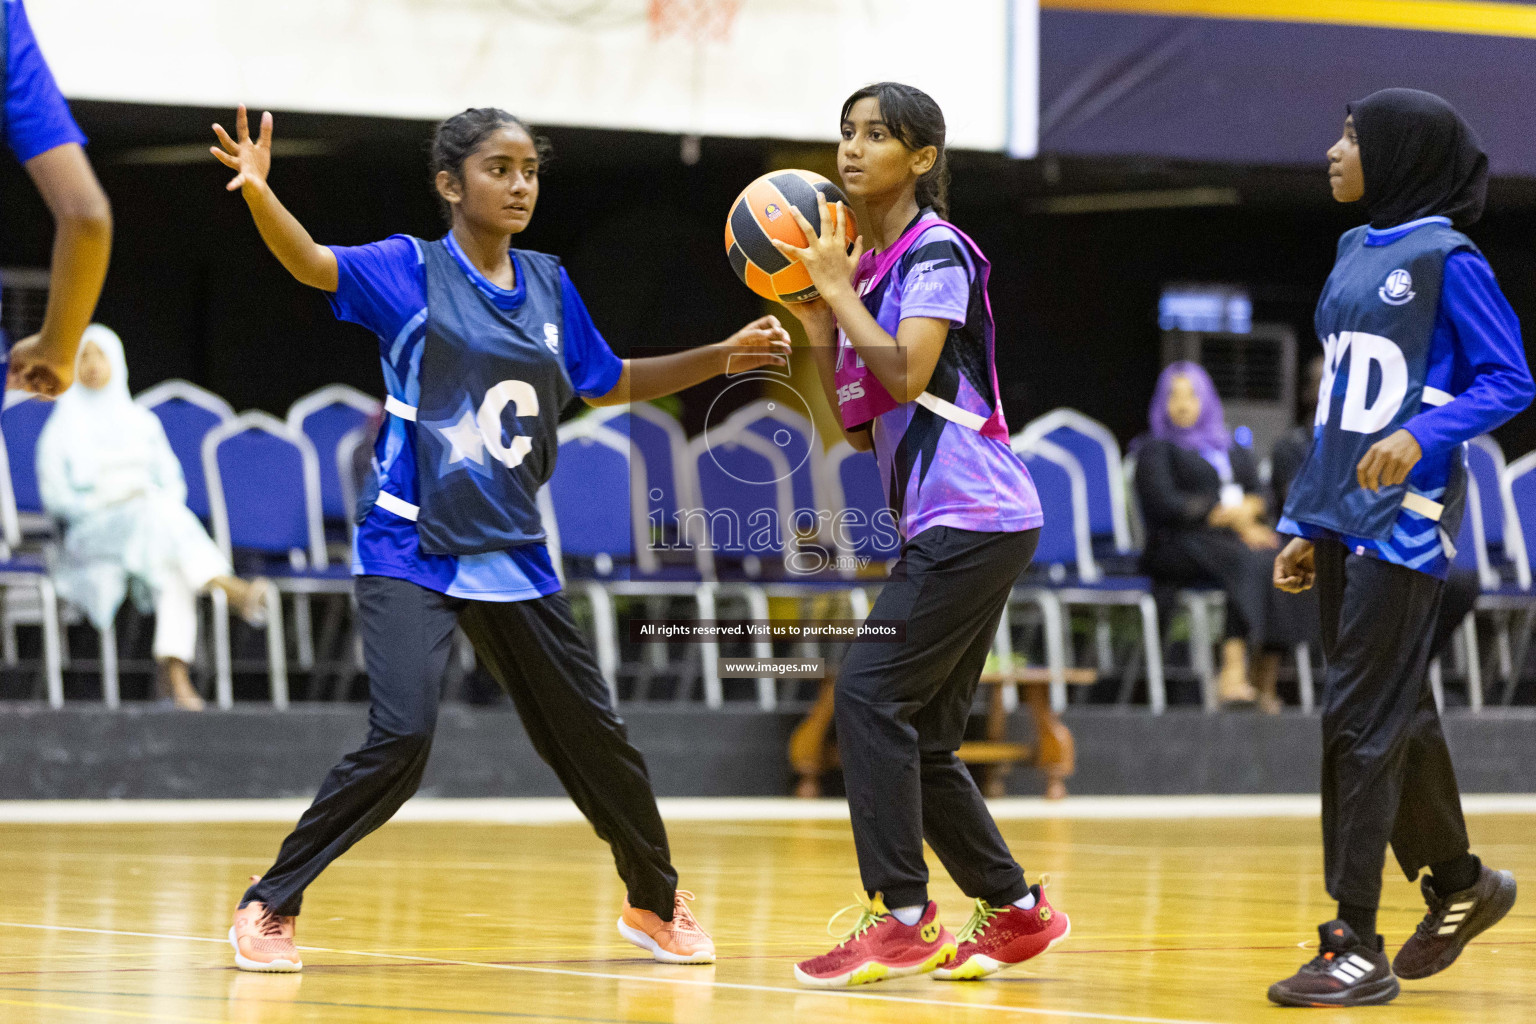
[789,666,1097,802]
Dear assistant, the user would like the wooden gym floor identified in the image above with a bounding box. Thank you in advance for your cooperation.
[0,805,1532,1024]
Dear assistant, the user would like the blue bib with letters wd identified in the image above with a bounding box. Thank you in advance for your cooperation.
[1283,222,1471,542]
[411,239,572,556]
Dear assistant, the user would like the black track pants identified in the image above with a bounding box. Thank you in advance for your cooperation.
[1314,539,1471,910]
[243,575,678,918]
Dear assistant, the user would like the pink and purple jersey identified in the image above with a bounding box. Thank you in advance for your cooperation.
[839,211,1042,540]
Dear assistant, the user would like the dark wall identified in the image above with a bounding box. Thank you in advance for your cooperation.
[3,101,1534,459]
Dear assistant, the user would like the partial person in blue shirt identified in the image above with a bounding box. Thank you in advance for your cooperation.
[211,105,789,974]
[1268,89,1529,1012]
[2,0,112,397]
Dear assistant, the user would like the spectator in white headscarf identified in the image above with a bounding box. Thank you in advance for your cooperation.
[36,324,270,709]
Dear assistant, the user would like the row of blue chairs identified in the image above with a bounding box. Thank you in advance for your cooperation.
[1019,410,1536,713]
[0,383,380,707]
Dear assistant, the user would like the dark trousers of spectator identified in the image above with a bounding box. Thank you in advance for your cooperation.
[243,575,679,919]
[835,526,1040,910]
[1314,539,1471,911]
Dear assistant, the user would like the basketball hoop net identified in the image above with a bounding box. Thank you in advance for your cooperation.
[647,0,743,41]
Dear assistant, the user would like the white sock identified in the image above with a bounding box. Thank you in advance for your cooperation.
[1013,890,1037,911]
[891,904,924,926]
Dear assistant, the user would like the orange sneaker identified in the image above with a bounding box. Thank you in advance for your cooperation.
[618,890,715,964]
[230,886,302,973]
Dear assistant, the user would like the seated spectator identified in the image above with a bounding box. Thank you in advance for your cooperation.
[1134,362,1301,711]
[37,324,270,709]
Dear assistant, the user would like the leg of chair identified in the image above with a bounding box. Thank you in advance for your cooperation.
[1505,607,1535,706]
[38,579,63,709]
[1295,641,1315,714]
[583,582,620,708]
[2,600,18,667]
[1023,592,1068,713]
[1185,595,1218,712]
[292,593,315,671]
[100,620,120,710]
[993,603,1019,714]
[696,583,722,709]
[744,585,775,711]
[1137,593,1166,715]
[1429,657,1446,714]
[1495,611,1514,685]
[1462,613,1482,713]
[210,588,233,709]
[265,586,289,709]
[1094,607,1114,674]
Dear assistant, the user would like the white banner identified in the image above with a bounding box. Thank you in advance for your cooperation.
[30,0,1022,151]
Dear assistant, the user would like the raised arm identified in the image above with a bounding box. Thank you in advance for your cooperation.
[211,106,337,292]
[5,143,112,397]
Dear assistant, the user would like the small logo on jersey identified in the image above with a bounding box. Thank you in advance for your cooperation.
[543,322,559,353]
[764,203,782,222]
[836,379,866,405]
[910,258,955,276]
[1379,269,1415,305]
[920,921,941,942]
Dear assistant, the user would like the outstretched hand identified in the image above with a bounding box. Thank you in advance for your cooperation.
[715,315,793,375]
[770,192,863,303]
[210,105,274,193]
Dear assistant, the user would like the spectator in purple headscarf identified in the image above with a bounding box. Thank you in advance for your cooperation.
[1133,362,1286,710]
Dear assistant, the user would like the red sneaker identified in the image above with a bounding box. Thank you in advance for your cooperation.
[793,896,956,988]
[932,885,1069,980]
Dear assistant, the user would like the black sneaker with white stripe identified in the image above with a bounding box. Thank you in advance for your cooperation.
[1268,921,1399,1008]
[1393,866,1517,980]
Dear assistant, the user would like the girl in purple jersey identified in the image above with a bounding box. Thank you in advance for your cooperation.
[774,82,1067,988]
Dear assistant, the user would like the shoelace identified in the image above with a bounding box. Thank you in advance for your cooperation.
[1413,901,1449,940]
[671,890,701,933]
[257,911,289,939]
[825,895,890,947]
[955,899,1002,944]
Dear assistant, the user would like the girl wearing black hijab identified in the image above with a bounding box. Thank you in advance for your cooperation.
[1268,89,1532,1008]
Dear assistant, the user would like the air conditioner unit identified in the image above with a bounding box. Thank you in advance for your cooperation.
[1161,323,1297,457]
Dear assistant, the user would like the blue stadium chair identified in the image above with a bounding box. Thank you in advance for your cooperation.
[821,441,901,577]
[0,418,62,706]
[286,384,381,528]
[684,429,795,709]
[1015,439,1166,713]
[589,403,696,544]
[1,393,54,533]
[1017,409,1134,557]
[721,398,823,534]
[135,379,235,523]
[204,412,353,709]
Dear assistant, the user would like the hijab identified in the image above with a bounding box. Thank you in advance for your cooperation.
[1347,88,1487,230]
[1148,361,1232,477]
[37,324,169,496]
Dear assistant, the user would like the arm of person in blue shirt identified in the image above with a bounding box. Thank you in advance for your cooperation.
[3,0,112,398]
[574,269,790,405]
[1402,251,1536,460]
[1357,251,1535,491]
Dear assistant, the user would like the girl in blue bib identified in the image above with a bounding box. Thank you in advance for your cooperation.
[212,105,789,972]
[1268,89,1530,1009]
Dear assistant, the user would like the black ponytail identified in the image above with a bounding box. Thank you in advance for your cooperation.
[840,82,949,217]
[428,107,551,222]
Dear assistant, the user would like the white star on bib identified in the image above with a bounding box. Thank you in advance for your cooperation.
[439,408,486,466]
